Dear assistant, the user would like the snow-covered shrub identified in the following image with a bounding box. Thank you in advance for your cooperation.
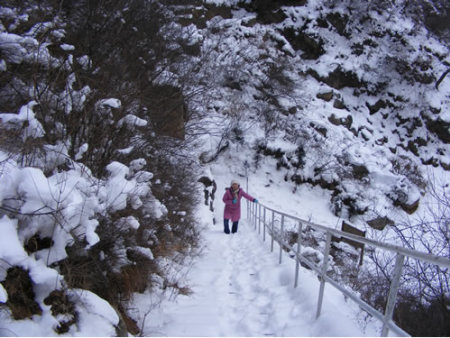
[391,155,427,192]
[355,248,449,336]
[149,154,201,257]
[43,290,77,334]
[1,266,42,320]
[0,1,204,335]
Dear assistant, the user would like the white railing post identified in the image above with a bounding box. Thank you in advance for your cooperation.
[249,201,253,226]
[294,222,303,288]
[316,231,332,319]
[258,204,262,234]
[253,202,257,229]
[271,210,275,252]
[263,206,266,242]
[381,254,405,336]
[279,215,284,264]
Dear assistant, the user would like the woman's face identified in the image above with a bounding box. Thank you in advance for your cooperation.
[232,183,239,190]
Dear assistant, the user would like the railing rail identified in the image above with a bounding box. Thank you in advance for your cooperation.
[246,200,450,337]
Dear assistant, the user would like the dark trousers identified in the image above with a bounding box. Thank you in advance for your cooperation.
[224,219,239,234]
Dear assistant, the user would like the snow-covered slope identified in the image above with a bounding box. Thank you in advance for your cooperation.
[189,0,449,241]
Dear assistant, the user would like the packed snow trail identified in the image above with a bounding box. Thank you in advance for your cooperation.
[142,219,377,336]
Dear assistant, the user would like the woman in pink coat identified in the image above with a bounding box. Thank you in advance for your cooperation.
[222,179,258,234]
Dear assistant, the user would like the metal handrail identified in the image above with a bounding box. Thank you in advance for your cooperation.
[246,200,450,337]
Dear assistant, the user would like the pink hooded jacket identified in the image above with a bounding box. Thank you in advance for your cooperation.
[223,187,255,222]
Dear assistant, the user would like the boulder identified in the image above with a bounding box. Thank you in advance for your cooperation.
[351,163,369,180]
[425,117,450,144]
[281,27,325,59]
[310,122,328,137]
[366,99,391,114]
[440,160,450,171]
[367,216,394,230]
[326,12,350,37]
[316,91,333,101]
[328,113,353,129]
[388,180,421,214]
[333,98,346,110]
[399,197,420,214]
[308,66,363,89]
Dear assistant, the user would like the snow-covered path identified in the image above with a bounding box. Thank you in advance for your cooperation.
[180,224,309,337]
[137,155,380,336]
[142,218,378,336]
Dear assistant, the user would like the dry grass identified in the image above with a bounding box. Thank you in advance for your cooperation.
[2,267,42,320]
